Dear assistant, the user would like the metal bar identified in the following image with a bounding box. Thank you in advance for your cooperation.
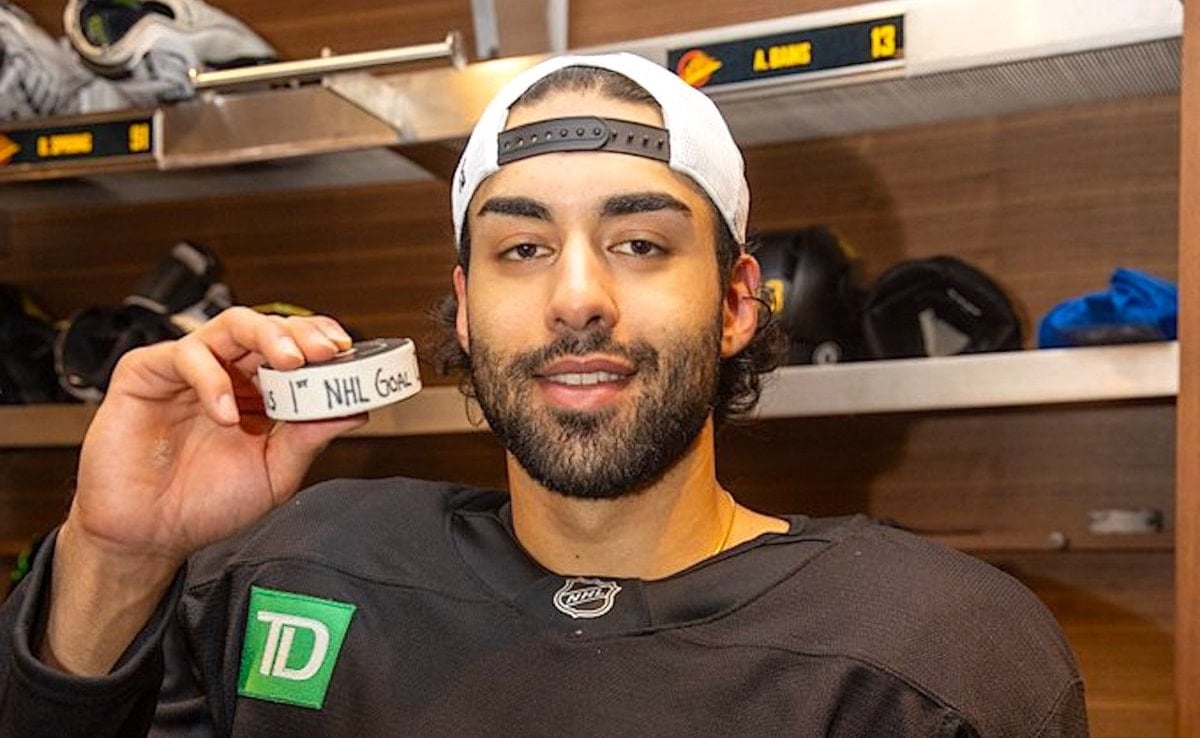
[471,0,500,59]
[546,0,569,53]
[190,32,466,92]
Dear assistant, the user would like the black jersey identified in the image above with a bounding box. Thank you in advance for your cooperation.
[0,478,1086,737]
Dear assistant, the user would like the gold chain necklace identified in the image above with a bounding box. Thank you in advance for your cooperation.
[712,490,737,556]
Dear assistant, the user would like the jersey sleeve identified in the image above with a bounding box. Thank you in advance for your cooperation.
[0,528,206,738]
[1032,679,1089,737]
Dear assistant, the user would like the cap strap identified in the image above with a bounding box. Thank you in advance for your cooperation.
[497,116,670,165]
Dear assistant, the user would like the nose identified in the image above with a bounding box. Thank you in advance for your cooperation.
[545,238,618,335]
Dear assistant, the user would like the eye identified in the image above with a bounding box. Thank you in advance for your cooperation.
[501,242,551,261]
[612,239,664,257]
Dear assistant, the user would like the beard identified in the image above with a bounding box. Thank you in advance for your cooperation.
[468,317,722,500]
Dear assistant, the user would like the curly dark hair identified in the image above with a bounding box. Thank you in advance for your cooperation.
[427,65,786,425]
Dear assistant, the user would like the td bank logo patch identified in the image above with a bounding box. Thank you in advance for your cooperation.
[238,587,356,709]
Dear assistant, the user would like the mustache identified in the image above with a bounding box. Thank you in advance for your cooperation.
[505,329,660,379]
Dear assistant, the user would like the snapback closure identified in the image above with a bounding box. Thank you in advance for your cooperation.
[497,116,670,165]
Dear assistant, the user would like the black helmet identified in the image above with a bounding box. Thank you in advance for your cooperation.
[755,227,866,365]
[55,304,184,400]
[0,284,67,404]
[55,242,229,400]
[862,256,1023,358]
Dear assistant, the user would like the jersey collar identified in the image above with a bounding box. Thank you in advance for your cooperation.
[452,495,857,637]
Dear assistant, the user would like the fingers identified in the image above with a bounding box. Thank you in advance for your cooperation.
[108,307,356,426]
[265,413,370,497]
[176,337,241,424]
[301,314,355,352]
[199,307,351,371]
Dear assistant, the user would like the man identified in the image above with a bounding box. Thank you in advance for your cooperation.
[0,52,1086,736]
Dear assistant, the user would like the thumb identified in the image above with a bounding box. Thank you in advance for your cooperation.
[265,413,369,496]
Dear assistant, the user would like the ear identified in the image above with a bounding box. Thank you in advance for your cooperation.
[721,254,761,358]
[453,265,470,354]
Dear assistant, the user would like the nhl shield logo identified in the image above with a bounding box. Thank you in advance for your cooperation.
[553,577,622,619]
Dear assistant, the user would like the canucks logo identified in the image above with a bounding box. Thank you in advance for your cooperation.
[674,49,723,88]
[0,134,19,165]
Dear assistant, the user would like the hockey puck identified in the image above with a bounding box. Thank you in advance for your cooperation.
[257,338,421,421]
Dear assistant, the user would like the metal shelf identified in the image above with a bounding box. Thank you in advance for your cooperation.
[753,341,1179,418]
[0,342,1178,448]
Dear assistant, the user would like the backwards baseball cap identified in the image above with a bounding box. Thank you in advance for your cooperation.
[451,52,749,246]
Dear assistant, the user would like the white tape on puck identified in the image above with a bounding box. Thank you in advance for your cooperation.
[258,338,421,421]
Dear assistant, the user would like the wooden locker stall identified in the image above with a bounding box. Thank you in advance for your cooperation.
[0,0,1190,734]
[1175,1,1199,734]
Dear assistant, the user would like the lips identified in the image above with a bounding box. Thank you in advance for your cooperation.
[534,357,635,410]
[536,357,635,381]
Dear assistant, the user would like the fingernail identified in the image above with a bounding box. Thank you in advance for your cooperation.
[331,328,353,347]
[277,336,303,360]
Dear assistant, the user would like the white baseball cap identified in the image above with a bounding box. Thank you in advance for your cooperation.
[451,52,749,247]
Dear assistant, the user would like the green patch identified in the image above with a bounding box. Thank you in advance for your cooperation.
[238,587,356,709]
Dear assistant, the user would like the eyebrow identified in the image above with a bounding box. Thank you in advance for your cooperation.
[476,196,552,221]
[601,192,692,219]
[474,192,693,223]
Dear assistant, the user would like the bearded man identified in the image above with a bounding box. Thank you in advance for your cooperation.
[0,53,1086,737]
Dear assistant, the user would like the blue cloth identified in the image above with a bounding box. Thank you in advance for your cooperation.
[1038,268,1177,348]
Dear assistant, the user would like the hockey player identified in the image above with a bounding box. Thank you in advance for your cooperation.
[0,53,1087,736]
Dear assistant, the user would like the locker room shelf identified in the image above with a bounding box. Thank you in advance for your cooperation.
[0,0,1182,207]
[0,383,477,448]
[0,341,1178,448]
[753,341,1179,419]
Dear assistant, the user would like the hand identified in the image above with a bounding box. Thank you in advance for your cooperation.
[68,306,365,564]
[43,307,365,674]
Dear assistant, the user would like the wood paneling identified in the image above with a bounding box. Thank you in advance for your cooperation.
[747,95,1179,342]
[1178,3,1200,736]
[0,450,76,546]
[0,448,78,588]
[1,180,461,366]
[718,403,1175,548]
